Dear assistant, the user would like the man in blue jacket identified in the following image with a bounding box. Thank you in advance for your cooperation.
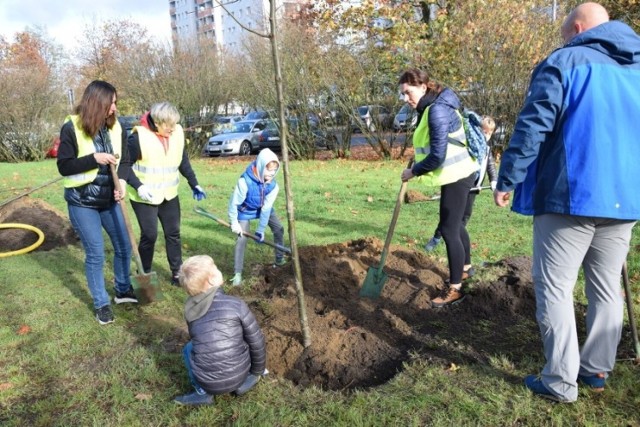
[495,2,640,402]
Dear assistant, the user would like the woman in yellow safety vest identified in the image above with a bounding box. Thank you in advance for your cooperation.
[57,80,139,325]
[398,68,479,308]
[121,102,206,285]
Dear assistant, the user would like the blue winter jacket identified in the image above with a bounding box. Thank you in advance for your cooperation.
[497,20,640,219]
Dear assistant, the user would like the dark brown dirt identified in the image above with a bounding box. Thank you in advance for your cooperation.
[4,194,635,393]
[0,197,78,252]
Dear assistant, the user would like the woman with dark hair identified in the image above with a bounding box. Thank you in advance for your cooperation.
[398,68,479,307]
[57,80,138,325]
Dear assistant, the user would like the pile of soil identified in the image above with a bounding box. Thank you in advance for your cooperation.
[237,240,541,391]
[0,197,78,252]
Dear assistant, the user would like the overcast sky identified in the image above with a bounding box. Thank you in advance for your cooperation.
[0,0,173,51]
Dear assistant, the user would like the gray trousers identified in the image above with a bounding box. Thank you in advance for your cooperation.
[532,214,635,402]
[234,210,285,274]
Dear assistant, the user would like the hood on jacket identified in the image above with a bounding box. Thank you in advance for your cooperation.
[434,87,462,111]
[567,20,640,65]
[252,148,280,182]
[184,286,220,323]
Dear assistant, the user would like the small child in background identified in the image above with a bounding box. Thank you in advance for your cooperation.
[228,148,286,286]
[173,255,267,406]
[424,116,498,261]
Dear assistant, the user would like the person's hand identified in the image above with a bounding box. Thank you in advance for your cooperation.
[494,190,511,207]
[115,179,127,201]
[137,185,154,202]
[192,185,206,201]
[255,231,265,243]
[93,153,117,165]
[401,168,414,182]
[231,222,243,236]
[490,180,497,191]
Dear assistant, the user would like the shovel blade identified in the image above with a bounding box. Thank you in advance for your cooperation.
[131,271,162,304]
[359,267,388,299]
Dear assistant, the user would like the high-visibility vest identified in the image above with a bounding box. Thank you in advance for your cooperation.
[412,106,478,186]
[127,124,185,205]
[63,115,122,188]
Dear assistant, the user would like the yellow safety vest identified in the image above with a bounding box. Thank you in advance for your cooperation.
[127,124,185,205]
[63,115,122,188]
[412,107,478,186]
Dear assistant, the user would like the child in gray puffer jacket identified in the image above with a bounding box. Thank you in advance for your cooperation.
[173,255,266,406]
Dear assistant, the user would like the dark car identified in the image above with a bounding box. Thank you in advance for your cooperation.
[255,118,336,151]
[119,115,140,137]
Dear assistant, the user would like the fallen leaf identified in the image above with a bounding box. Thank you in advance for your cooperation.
[135,393,152,401]
[367,196,373,202]
[17,325,31,335]
[446,363,459,372]
[0,383,12,391]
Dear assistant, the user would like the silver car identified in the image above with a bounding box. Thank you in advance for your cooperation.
[393,104,417,132]
[204,120,267,157]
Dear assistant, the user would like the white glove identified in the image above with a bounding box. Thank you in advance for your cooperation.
[490,181,497,191]
[137,185,154,202]
[231,222,243,236]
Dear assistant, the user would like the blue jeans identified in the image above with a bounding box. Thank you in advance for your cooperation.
[68,203,132,309]
[183,341,207,395]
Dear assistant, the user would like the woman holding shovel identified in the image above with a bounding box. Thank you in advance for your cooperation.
[398,68,479,307]
[57,80,138,325]
[121,102,206,286]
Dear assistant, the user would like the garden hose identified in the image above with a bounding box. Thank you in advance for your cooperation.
[0,223,45,257]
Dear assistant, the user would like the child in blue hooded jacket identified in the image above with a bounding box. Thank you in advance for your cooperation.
[228,148,286,286]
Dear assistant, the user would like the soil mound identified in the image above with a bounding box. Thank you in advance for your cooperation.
[234,239,541,391]
[0,197,78,252]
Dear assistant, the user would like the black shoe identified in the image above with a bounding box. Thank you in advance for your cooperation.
[114,288,139,304]
[171,274,180,287]
[95,305,114,325]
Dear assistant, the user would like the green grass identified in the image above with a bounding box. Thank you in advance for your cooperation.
[1,158,639,426]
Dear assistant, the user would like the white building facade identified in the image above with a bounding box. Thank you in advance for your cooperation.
[170,0,309,52]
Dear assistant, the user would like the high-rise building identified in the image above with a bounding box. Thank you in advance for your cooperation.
[169,0,310,52]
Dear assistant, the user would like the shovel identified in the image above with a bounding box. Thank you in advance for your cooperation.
[194,206,291,254]
[360,160,413,299]
[622,262,640,360]
[109,164,161,303]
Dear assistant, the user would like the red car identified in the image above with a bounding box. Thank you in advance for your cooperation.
[46,136,60,158]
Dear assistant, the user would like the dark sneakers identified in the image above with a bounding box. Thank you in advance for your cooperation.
[171,274,180,287]
[578,373,606,392]
[431,286,465,308]
[173,391,214,406]
[114,288,139,304]
[524,375,569,402]
[95,305,114,325]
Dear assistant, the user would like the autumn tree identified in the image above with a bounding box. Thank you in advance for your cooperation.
[0,30,66,162]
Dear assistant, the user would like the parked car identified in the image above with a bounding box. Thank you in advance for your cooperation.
[243,110,273,121]
[255,118,336,151]
[352,105,393,132]
[46,136,60,158]
[211,115,244,136]
[392,104,417,132]
[204,120,267,156]
[119,115,140,137]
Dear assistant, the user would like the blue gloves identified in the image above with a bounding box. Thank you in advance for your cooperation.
[255,231,264,243]
[193,185,206,201]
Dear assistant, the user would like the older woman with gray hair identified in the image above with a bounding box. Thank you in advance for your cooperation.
[121,102,206,285]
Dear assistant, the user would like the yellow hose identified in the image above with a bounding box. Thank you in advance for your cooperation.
[0,223,45,257]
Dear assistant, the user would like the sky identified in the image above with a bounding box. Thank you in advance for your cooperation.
[0,0,173,51]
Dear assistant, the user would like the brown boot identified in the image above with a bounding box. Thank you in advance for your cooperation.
[431,286,465,308]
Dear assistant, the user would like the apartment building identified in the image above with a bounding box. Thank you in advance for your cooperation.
[169,0,309,51]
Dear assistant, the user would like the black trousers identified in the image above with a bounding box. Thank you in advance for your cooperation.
[439,172,476,284]
[131,197,182,276]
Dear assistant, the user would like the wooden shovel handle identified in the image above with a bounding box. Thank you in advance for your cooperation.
[109,164,146,274]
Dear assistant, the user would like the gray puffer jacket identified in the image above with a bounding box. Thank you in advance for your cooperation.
[187,289,266,395]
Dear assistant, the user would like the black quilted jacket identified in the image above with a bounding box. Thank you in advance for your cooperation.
[187,290,266,394]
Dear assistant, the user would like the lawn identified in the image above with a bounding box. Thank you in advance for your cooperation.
[1,156,639,426]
